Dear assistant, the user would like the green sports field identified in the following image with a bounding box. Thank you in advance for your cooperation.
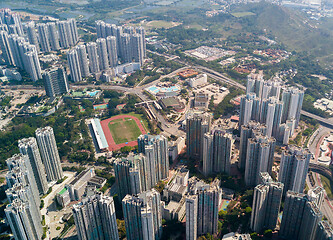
[108,118,142,144]
[231,12,256,18]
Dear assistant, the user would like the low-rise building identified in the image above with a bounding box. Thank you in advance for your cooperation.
[187,74,207,88]
[162,198,186,221]
[66,168,96,201]
[222,232,251,240]
[163,166,189,202]
[194,92,209,109]
[169,137,185,161]
[114,62,141,75]
[0,67,22,81]
[88,175,107,188]
[159,97,185,112]
[178,69,198,79]
[56,187,71,207]
[90,118,109,152]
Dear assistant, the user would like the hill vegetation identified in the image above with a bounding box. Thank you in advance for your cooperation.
[234,3,333,63]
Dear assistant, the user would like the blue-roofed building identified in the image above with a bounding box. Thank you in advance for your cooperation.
[146,84,181,97]
[91,118,109,152]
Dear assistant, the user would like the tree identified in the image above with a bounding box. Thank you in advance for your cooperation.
[264,229,273,239]
[245,206,252,214]
[120,146,132,153]
[218,210,227,219]
[250,232,261,240]
[154,181,165,193]
[117,219,126,239]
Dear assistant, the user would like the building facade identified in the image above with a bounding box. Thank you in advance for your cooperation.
[35,126,63,182]
[18,137,48,195]
[5,198,43,240]
[138,134,169,183]
[72,192,119,240]
[186,111,211,160]
[250,174,283,232]
[122,189,162,240]
[280,191,322,240]
[203,129,233,176]
[186,178,221,240]
[278,145,312,194]
[244,134,276,186]
[43,67,69,98]
[67,48,82,82]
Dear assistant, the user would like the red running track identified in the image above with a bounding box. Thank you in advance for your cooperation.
[100,115,147,151]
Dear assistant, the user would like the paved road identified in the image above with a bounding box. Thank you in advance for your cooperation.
[149,50,245,90]
[301,110,333,129]
[150,50,333,129]
[308,126,330,156]
[70,67,189,137]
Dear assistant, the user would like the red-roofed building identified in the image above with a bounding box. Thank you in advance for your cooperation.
[230,116,239,122]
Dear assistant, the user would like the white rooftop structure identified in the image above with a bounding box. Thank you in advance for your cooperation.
[90,118,108,151]
[222,232,251,240]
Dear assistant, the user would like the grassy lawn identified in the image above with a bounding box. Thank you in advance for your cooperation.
[185,23,204,30]
[220,200,231,211]
[231,12,256,18]
[110,118,124,123]
[108,118,142,144]
[145,20,181,29]
[321,175,333,199]
[126,112,150,133]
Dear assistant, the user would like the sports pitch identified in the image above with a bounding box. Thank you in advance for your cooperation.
[108,118,142,144]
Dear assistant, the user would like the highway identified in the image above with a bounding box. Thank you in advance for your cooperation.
[151,50,333,127]
[70,50,333,139]
[70,66,189,137]
[301,110,333,129]
[307,127,333,224]
[149,50,246,90]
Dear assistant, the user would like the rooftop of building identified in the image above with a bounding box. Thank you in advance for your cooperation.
[35,126,53,135]
[88,175,106,185]
[194,92,209,102]
[164,200,182,212]
[318,221,333,234]
[222,232,251,240]
[286,190,308,199]
[69,168,94,186]
[58,187,68,195]
[307,200,322,216]
[309,186,325,196]
[168,183,187,195]
[159,97,181,107]
[178,69,198,79]
[91,118,108,150]
[159,97,185,111]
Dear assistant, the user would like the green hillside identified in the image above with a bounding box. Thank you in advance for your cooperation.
[230,3,333,63]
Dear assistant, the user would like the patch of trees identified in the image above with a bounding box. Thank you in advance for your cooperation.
[62,166,86,174]
[302,93,329,118]
[0,123,35,169]
[95,167,115,193]
[81,33,97,43]
[157,26,221,49]
[125,70,145,86]
[213,87,244,119]
[0,104,94,170]
[218,189,253,235]
[0,96,12,107]
[107,93,140,117]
